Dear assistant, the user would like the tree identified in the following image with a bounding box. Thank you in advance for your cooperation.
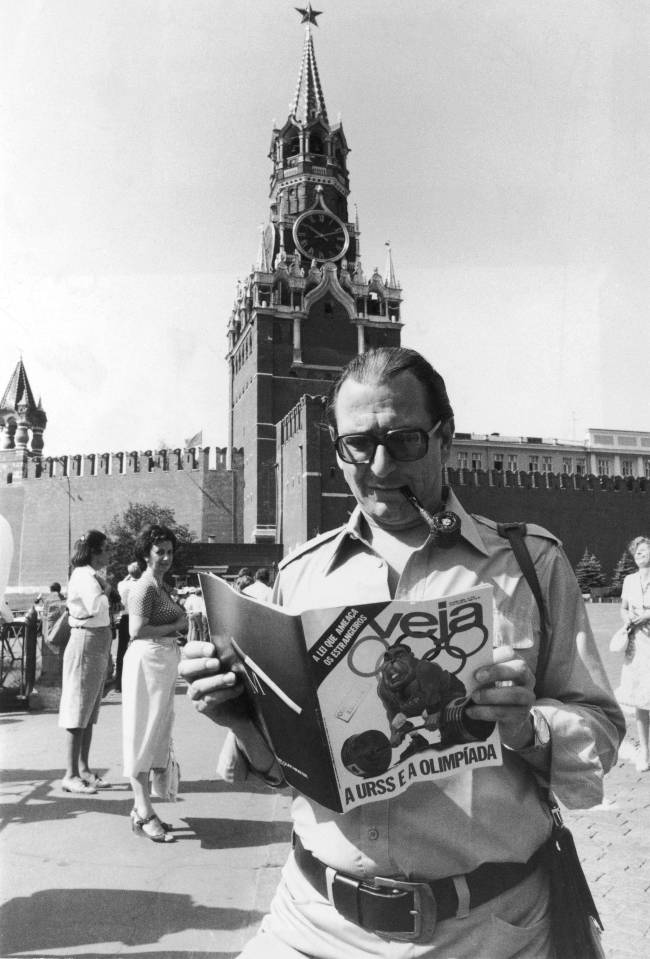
[106,502,195,582]
[574,548,608,593]
[609,549,637,596]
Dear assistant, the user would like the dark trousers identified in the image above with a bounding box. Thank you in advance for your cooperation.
[115,615,130,690]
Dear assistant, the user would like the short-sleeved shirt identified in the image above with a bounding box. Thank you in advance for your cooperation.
[128,570,181,627]
[220,489,624,881]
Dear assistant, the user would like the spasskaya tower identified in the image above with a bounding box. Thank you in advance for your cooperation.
[227,4,403,544]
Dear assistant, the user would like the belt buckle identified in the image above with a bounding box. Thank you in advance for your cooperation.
[372,876,437,943]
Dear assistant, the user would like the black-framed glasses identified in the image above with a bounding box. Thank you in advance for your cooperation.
[334,421,441,465]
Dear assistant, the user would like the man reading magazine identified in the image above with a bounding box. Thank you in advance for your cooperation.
[180,346,624,959]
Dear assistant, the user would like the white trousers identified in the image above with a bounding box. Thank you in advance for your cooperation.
[239,853,554,959]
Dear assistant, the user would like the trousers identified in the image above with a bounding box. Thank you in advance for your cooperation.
[239,852,554,959]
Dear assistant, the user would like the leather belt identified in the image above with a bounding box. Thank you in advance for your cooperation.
[293,834,546,943]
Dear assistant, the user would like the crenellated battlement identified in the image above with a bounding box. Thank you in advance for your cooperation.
[13,446,244,482]
[445,467,649,494]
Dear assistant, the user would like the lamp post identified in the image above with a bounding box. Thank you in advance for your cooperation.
[56,457,72,573]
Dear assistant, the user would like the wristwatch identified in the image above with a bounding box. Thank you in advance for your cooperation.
[508,707,551,753]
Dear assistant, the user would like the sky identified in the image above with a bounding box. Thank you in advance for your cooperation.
[2,0,649,457]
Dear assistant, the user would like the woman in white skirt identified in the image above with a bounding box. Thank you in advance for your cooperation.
[617,535,650,771]
[122,524,187,842]
[59,529,114,795]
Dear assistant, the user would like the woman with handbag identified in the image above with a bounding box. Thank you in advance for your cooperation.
[121,523,187,843]
[58,529,114,795]
[616,535,650,771]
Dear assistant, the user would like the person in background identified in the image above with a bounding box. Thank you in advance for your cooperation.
[242,567,273,603]
[41,582,67,644]
[114,562,142,693]
[616,535,650,771]
[58,530,114,795]
[234,573,254,594]
[180,346,624,959]
[184,587,208,643]
[122,524,187,843]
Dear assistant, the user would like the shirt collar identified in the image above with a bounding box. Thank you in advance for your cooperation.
[323,487,489,574]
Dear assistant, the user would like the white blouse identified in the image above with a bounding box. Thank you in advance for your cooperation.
[67,565,110,628]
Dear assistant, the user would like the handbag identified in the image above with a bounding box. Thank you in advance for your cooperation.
[150,741,180,802]
[497,524,607,959]
[609,623,633,654]
[46,609,71,650]
[544,793,606,959]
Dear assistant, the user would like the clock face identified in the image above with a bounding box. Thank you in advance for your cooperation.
[293,210,349,263]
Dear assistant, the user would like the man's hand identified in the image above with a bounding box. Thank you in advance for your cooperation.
[179,640,246,724]
[465,645,536,750]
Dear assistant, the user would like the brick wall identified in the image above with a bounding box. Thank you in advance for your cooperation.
[0,448,243,588]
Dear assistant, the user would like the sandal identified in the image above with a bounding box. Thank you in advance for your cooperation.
[130,809,175,843]
[131,807,172,831]
[62,777,97,795]
[83,773,110,789]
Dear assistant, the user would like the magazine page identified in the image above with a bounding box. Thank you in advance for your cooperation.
[298,584,501,812]
[200,574,500,813]
[199,572,343,810]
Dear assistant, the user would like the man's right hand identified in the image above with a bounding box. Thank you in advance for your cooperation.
[179,641,246,724]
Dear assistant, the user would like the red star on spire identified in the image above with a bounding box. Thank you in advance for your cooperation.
[295,4,322,26]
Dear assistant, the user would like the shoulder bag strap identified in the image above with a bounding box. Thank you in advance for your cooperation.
[496,522,549,692]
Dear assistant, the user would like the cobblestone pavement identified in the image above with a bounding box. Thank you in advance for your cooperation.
[0,606,648,958]
[567,712,650,959]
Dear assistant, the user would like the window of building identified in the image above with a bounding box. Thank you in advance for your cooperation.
[529,455,539,472]
[621,458,633,477]
[562,457,572,474]
[542,456,552,473]
[493,457,503,471]
[457,451,468,469]
[645,458,650,479]
[597,458,610,477]
[471,454,482,470]
[507,455,518,471]
[576,458,585,475]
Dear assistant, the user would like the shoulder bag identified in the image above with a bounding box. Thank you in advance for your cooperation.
[45,608,71,650]
[497,523,606,959]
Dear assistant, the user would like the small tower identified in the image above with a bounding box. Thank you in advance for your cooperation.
[227,5,403,542]
[0,359,47,483]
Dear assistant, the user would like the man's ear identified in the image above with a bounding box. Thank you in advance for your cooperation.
[440,431,453,466]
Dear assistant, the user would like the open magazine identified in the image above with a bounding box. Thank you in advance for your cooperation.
[199,573,501,813]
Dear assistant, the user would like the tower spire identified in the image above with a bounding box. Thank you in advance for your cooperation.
[0,358,47,454]
[384,241,398,288]
[291,6,328,123]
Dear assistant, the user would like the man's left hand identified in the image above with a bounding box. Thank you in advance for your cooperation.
[465,645,536,750]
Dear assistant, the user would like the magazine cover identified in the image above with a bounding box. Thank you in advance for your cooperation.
[200,573,501,813]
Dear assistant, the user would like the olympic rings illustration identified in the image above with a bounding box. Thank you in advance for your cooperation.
[346,624,489,677]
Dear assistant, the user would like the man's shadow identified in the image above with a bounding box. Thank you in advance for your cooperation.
[0,888,258,957]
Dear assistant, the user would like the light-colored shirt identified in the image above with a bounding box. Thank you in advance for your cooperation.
[219,490,624,881]
[117,575,139,614]
[622,571,650,637]
[242,580,273,603]
[67,565,110,628]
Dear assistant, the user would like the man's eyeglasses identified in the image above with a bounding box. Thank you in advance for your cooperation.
[333,422,441,465]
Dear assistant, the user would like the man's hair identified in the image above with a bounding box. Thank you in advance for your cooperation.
[628,536,650,557]
[134,524,178,570]
[71,530,107,569]
[237,566,252,577]
[255,567,270,584]
[325,348,455,442]
[127,561,142,578]
[49,581,62,594]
